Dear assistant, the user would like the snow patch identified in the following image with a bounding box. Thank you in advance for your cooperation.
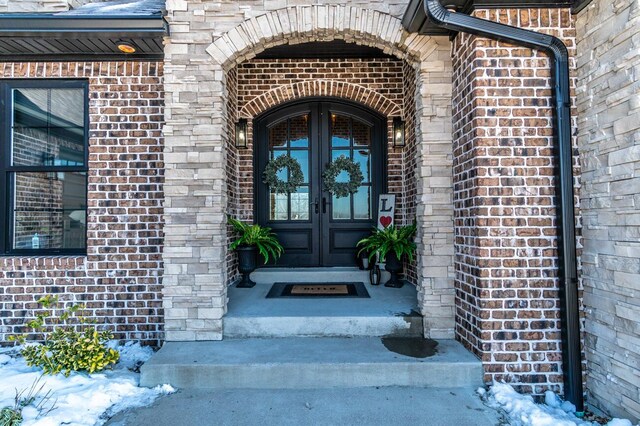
[0,343,173,426]
[480,382,638,426]
[0,354,11,365]
[607,420,634,426]
[110,340,154,371]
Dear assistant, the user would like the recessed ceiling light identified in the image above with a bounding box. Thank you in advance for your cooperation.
[117,42,136,54]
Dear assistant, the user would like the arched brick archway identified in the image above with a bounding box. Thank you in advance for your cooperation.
[162,3,455,342]
[239,80,401,119]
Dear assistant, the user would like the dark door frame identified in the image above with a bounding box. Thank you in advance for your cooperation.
[253,97,388,267]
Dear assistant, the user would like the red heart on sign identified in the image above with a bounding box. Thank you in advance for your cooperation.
[380,216,392,228]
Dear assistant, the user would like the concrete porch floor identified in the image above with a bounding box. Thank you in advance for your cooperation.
[224,267,423,337]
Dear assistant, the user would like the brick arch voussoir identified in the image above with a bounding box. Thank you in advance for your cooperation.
[239,80,402,119]
[206,5,434,71]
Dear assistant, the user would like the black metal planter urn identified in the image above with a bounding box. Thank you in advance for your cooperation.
[236,245,257,288]
[384,251,404,288]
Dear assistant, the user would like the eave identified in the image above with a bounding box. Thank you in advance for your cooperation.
[0,15,167,62]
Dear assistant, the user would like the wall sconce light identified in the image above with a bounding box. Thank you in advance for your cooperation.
[393,117,405,148]
[235,118,248,148]
[116,41,137,54]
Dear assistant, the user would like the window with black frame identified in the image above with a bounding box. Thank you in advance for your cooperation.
[0,80,88,255]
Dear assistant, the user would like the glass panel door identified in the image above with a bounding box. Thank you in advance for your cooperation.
[267,113,311,221]
[329,113,372,221]
[256,101,383,267]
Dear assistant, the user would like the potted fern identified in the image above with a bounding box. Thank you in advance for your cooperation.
[357,223,417,288]
[228,216,284,288]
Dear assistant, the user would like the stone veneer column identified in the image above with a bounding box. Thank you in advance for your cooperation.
[162,2,230,341]
[163,2,456,340]
[576,0,640,421]
[414,48,456,339]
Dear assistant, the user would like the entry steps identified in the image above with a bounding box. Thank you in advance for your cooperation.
[225,267,423,338]
[140,338,483,390]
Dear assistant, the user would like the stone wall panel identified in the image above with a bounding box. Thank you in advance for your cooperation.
[577,0,640,421]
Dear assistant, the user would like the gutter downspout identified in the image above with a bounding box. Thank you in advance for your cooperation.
[422,0,583,412]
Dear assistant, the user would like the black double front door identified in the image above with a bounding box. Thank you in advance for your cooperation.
[255,100,385,267]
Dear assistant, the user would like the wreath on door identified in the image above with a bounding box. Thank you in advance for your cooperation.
[323,155,364,198]
[263,154,304,194]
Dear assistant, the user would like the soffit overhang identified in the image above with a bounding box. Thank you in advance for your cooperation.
[0,0,167,63]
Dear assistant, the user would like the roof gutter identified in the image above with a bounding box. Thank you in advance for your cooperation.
[0,15,167,37]
[421,0,583,412]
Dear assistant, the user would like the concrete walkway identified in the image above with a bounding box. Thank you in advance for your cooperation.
[106,386,506,426]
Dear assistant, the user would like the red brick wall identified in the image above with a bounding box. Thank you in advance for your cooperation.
[451,8,580,396]
[228,57,417,280]
[222,58,416,282]
[402,61,418,284]
[235,58,408,224]
[0,61,164,346]
[225,67,240,283]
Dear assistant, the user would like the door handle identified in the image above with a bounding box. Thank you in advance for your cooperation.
[312,198,319,214]
[322,197,330,214]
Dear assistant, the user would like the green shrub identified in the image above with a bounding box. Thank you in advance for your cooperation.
[10,295,119,376]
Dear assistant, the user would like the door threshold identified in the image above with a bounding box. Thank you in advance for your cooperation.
[255,266,362,272]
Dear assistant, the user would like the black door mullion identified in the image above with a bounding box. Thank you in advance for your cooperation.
[0,83,7,254]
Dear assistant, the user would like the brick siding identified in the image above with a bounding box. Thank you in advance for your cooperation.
[226,57,417,282]
[235,58,406,215]
[450,8,580,396]
[0,61,165,346]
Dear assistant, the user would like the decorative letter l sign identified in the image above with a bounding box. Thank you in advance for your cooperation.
[377,194,395,230]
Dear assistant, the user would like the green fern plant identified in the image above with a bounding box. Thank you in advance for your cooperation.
[228,216,284,264]
[357,223,417,263]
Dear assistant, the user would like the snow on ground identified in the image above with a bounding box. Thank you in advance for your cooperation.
[479,382,637,426]
[0,342,173,426]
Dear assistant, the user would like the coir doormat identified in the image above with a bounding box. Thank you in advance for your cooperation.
[266,282,370,298]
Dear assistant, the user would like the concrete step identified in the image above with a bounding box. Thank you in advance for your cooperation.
[250,267,371,283]
[224,314,423,338]
[140,338,483,390]
[225,274,423,338]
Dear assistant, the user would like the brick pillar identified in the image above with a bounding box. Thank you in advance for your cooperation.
[451,8,578,396]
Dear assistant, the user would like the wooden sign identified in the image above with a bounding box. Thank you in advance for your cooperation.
[377,194,395,230]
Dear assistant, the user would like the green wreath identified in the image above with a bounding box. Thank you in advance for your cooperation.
[263,154,304,194]
[323,155,364,198]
